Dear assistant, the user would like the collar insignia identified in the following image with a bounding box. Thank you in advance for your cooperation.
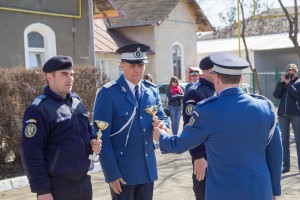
[121,86,127,93]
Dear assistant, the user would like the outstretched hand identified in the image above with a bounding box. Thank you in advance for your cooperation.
[152,120,169,132]
[153,127,165,141]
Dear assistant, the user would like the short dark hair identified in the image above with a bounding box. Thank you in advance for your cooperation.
[216,73,241,84]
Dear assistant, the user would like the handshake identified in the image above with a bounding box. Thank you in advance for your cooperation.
[152,120,169,141]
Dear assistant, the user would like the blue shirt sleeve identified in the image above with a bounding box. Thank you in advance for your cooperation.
[266,123,283,196]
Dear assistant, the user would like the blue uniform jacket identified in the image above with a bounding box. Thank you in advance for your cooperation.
[93,75,170,185]
[159,87,282,200]
[21,86,95,194]
[182,78,215,159]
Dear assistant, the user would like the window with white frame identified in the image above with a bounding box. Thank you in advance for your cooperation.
[96,59,107,75]
[24,23,56,69]
[172,44,182,80]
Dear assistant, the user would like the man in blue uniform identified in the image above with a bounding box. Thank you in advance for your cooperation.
[21,55,101,200]
[185,70,200,92]
[93,43,170,200]
[154,52,282,200]
[182,56,215,200]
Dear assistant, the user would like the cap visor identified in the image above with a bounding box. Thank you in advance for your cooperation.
[122,59,148,64]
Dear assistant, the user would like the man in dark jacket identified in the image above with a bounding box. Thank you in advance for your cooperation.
[273,63,300,174]
[182,56,215,200]
[21,55,101,200]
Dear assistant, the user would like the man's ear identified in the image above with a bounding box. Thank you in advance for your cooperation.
[45,73,52,82]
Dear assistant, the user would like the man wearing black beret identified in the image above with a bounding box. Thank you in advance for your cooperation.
[21,55,101,200]
[182,56,216,200]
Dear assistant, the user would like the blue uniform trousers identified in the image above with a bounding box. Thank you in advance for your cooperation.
[49,174,92,200]
[278,115,300,170]
[110,182,154,200]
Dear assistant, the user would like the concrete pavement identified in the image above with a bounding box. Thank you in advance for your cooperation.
[1,143,300,200]
[1,118,300,199]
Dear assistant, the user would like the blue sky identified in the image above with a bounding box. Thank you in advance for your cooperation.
[197,0,298,29]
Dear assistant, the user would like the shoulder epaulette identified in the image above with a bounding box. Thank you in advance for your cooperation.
[143,79,157,87]
[102,80,117,89]
[31,94,47,106]
[248,93,267,100]
[189,82,202,91]
[197,95,217,106]
[70,92,82,101]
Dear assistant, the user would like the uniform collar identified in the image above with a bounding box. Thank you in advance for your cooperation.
[124,78,141,95]
[199,78,215,90]
[219,87,244,97]
[44,85,72,101]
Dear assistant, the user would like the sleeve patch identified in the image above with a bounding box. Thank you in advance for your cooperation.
[188,116,195,126]
[24,124,37,138]
[185,104,194,116]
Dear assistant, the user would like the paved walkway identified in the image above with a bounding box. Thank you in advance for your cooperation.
[1,120,300,199]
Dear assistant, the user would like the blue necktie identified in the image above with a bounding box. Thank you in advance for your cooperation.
[134,85,140,104]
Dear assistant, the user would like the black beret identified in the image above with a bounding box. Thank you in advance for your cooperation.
[199,56,214,70]
[42,55,73,73]
[116,43,150,64]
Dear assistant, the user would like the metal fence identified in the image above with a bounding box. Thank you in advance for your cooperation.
[242,68,300,108]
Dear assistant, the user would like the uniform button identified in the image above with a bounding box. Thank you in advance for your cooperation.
[146,153,148,157]
[143,129,146,132]
[126,112,128,115]
[120,152,123,155]
[140,116,143,119]
[145,141,148,144]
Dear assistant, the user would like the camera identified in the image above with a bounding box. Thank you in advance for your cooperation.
[284,73,292,80]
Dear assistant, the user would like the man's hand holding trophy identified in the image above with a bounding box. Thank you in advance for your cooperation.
[89,120,108,161]
[145,105,169,133]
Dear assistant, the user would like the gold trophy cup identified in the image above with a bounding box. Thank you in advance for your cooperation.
[145,105,159,122]
[89,120,109,161]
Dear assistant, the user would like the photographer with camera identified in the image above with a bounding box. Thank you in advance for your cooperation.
[273,63,300,174]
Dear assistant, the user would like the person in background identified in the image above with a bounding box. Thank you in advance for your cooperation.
[167,76,184,135]
[273,63,300,174]
[93,43,170,200]
[185,70,199,92]
[21,55,101,200]
[182,56,215,200]
[153,52,282,200]
[144,73,153,83]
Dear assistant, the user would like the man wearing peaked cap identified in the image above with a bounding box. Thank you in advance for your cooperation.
[154,52,283,200]
[116,43,150,64]
[210,52,249,75]
[185,70,199,91]
[21,55,101,200]
[93,43,170,200]
[182,55,216,200]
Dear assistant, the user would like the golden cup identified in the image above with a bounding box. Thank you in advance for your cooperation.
[89,120,109,161]
[145,105,159,122]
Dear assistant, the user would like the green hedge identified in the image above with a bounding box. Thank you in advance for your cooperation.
[0,66,108,180]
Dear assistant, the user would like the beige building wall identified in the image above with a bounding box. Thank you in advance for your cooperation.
[95,1,200,84]
[154,1,198,83]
